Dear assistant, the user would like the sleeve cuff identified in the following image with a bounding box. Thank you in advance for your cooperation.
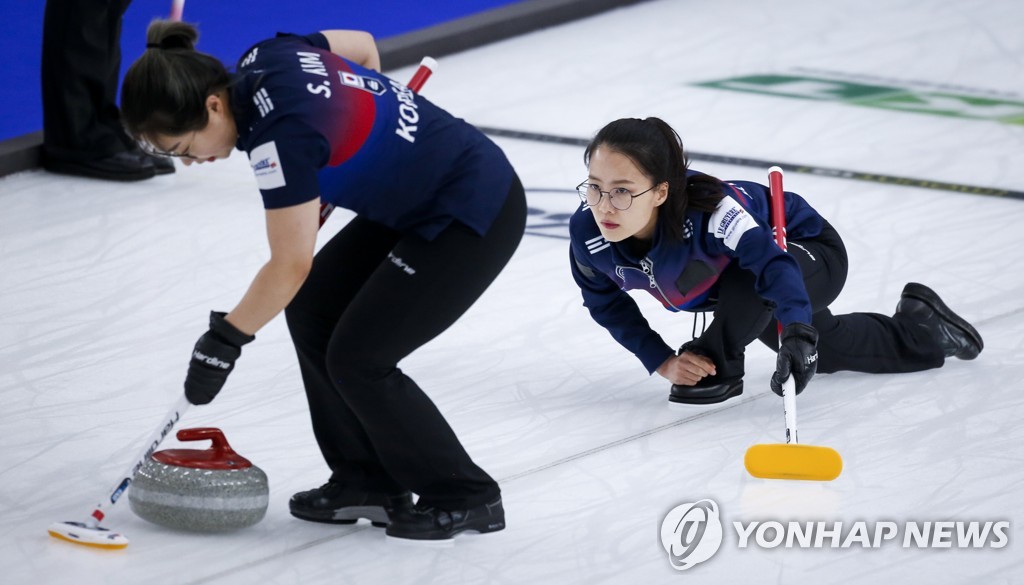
[638,341,675,375]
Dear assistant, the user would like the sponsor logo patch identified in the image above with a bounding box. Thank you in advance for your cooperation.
[249,141,285,190]
[709,199,757,250]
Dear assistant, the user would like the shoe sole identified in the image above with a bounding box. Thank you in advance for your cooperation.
[385,521,505,546]
[668,381,744,405]
[290,505,389,527]
[901,283,984,358]
[43,163,156,182]
[385,535,456,547]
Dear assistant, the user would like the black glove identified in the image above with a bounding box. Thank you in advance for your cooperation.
[771,323,818,396]
[184,311,255,405]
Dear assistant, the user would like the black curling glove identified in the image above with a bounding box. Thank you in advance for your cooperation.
[771,323,819,396]
[184,311,255,405]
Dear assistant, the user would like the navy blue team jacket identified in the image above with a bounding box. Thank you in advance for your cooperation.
[231,33,515,240]
[569,177,825,374]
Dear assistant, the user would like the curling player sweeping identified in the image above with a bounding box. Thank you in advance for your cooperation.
[50,19,524,548]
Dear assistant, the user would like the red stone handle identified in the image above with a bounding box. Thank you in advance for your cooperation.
[176,427,236,454]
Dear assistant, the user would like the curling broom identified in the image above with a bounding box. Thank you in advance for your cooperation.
[743,166,843,481]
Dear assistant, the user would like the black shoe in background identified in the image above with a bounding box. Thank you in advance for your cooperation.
[896,282,983,360]
[289,481,412,528]
[43,150,156,182]
[386,497,506,542]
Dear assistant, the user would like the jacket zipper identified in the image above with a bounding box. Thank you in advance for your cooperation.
[619,257,682,311]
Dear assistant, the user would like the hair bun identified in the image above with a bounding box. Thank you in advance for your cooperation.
[145,19,199,51]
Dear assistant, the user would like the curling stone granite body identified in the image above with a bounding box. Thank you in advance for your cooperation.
[129,427,268,532]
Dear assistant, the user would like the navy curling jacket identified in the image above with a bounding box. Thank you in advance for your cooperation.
[231,33,514,241]
[569,175,825,374]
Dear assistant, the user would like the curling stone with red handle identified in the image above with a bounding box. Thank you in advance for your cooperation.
[128,427,268,532]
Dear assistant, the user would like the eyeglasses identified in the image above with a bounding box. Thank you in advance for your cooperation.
[576,180,658,211]
[138,131,200,159]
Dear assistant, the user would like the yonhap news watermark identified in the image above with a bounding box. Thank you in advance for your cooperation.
[660,499,1011,572]
[732,518,1010,550]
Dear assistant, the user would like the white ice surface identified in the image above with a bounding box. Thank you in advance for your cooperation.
[2,0,1023,583]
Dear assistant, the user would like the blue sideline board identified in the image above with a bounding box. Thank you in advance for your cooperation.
[0,0,520,141]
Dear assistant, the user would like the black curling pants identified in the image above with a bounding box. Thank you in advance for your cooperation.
[691,221,945,383]
[42,0,134,161]
[284,176,525,510]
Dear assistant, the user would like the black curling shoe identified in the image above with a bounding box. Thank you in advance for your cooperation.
[896,282,984,360]
[669,378,744,405]
[289,481,412,527]
[386,497,506,542]
[43,150,156,182]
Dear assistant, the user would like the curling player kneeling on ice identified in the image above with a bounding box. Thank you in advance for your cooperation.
[568,117,984,404]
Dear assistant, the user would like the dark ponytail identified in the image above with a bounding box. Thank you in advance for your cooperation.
[583,117,723,241]
[121,20,231,142]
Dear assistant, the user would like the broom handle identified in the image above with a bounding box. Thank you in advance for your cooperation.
[84,394,191,528]
[169,0,184,21]
[768,166,799,445]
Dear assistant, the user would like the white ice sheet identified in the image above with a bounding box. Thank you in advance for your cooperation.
[2,0,1022,583]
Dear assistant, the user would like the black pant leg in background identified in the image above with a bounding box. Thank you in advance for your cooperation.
[42,0,133,162]
[755,221,945,374]
[286,176,526,509]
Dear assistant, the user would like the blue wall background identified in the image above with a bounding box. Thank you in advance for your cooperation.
[0,0,520,141]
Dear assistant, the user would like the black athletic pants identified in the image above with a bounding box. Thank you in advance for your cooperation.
[691,221,945,383]
[284,176,526,510]
[42,0,134,162]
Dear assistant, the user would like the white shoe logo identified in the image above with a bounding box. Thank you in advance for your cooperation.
[660,499,723,571]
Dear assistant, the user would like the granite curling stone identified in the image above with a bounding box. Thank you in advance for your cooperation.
[129,427,269,532]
